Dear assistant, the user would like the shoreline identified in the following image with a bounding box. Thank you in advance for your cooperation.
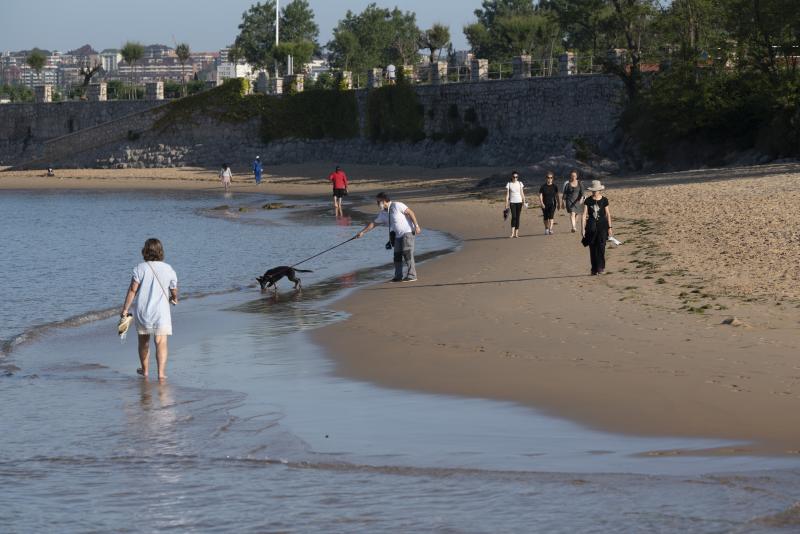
[5,164,800,454]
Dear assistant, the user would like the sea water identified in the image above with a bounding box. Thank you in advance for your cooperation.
[1,189,799,533]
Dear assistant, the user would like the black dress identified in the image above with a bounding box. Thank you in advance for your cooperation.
[583,196,609,274]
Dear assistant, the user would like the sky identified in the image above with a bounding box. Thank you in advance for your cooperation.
[0,0,477,53]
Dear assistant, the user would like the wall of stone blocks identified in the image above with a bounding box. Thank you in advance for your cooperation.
[2,74,624,169]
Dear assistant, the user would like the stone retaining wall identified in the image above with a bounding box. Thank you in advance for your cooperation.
[0,100,162,165]
[2,75,624,169]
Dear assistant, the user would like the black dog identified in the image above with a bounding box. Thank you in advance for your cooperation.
[257,266,312,292]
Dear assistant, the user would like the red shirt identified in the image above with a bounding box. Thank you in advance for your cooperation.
[329,171,348,189]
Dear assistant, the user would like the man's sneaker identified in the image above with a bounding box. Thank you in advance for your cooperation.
[390,278,403,282]
[402,277,417,282]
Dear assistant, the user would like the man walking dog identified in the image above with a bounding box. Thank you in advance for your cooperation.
[356,192,422,282]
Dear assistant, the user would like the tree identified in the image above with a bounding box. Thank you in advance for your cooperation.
[463,1,560,61]
[234,0,319,74]
[421,24,451,64]
[327,4,420,78]
[546,0,610,58]
[389,9,422,65]
[78,59,102,89]
[121,41,144,99]
[723,0,800,76]
[600,0,660,99]
[26,49,46,84]
[175,43,191,96]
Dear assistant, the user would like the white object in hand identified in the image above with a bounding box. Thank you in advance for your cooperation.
[608,236,623,246]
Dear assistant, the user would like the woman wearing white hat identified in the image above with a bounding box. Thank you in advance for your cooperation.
[581,180,613,275]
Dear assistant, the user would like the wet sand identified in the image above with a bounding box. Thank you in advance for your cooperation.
[4,162,800,452]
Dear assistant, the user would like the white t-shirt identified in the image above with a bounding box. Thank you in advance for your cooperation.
[386,64,396,78]
[132,261,178,335]
[506,181,524,203]
[374,201,415,237]
[220,168,232,181]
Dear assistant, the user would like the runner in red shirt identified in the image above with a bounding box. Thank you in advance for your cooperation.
[328,165,349,217]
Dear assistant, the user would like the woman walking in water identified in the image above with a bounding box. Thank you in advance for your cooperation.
[504,171,526,238]
[562,170,584,233]
[219,163,232,192]
[120,238,178,380]
[582,180,613,275]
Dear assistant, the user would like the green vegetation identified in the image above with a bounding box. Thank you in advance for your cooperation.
[175,43,191,97]
[234,0,319,73]
[260,87,359,142]
[26,49,47,84]
[327,4,421,79]
[120,41,144,99]
[154,78,359,145]
[366,81,425,142]
[163,80,206,99]
[421,24,452,64]
[0,84,34,102]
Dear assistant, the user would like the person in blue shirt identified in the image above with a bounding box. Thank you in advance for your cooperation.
[252,156,263,185]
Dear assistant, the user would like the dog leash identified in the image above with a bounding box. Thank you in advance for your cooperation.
[291,236,357,268]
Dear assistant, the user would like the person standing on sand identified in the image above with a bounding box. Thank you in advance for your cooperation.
[120,238,178,381]
[504,171,526,238]
[219,163,232,192]
[562,170,585,233]
[356,192,422,282]
[581,180,613,275]
[328,165,348,217]
[539,172,560,235]
[252,156,263,185]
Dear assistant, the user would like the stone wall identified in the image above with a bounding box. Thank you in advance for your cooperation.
[0,100,162,165]
[2,75,624,169]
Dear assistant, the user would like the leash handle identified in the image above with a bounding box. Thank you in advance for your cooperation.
[291,236,357,268]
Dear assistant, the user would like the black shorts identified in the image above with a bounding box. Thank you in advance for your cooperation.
[542,204,556,219]
[333,188,347,198]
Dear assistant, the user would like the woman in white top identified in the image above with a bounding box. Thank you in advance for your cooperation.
[121,238,178,381]
[504,171,526,238]
[219,163,232,191]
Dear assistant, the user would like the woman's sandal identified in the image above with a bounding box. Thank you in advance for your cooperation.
[136,368,145,376]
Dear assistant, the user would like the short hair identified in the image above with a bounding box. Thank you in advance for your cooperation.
[335,165,341,171]
[376,192,390,202]
[511,170,519,177]
[546,172,554,178]
[141,238,165,262]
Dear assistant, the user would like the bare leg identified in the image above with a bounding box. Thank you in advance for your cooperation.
[154,335,168,381]
[138,334,151,377]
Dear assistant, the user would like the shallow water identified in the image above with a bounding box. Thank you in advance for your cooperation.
[2,190,800,532]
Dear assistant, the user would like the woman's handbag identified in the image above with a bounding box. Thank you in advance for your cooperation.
[147,262,175,305]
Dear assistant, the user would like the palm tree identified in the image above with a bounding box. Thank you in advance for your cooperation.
[421,24,451,65]
[26,48,47,86]
[121,41,144,99]
[175,43,191,97]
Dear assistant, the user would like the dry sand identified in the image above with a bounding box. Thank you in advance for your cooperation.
[3,162,799,452]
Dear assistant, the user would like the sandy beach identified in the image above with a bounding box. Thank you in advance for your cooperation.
[3,162,799,452]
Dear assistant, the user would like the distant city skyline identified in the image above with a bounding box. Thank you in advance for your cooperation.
[0,0,475,53]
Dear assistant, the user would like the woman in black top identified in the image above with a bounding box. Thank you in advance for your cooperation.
[539,172,560,235]
[581,180,613,275]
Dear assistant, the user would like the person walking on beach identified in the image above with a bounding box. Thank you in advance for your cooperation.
[539,172,560,235]
[356,192,422,282]
[252,156,263,185]
[505,171,526,238]
[120,238,178,381]
[581,180,613,275]
[562,170,585,233]
[329,165,349,217]
[219,163,232,192]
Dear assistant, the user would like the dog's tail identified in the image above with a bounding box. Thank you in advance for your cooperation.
[294,269,313,273]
